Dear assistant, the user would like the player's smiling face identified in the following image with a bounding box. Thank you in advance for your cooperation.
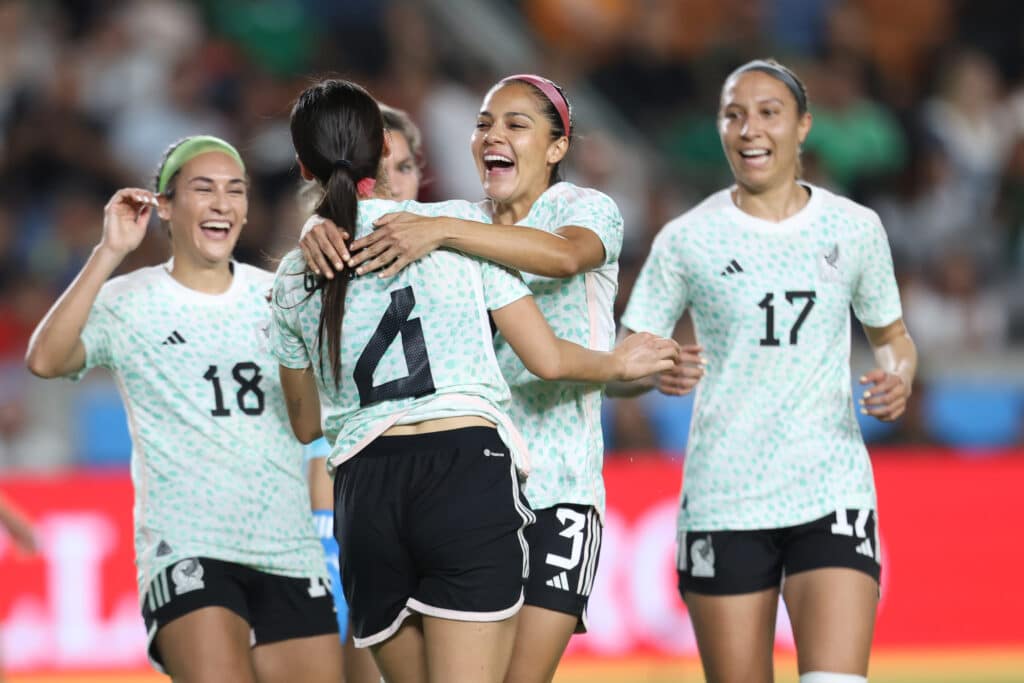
[160,151,248,267]
[719,70,812,194]
[471,82,567,208]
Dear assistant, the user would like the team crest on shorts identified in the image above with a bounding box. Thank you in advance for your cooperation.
[171,558,205,595]
[690,535,716,578]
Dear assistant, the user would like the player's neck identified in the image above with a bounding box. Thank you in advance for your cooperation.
[732,180,809,223]
[168,256,234,294]
[490,185,547,225]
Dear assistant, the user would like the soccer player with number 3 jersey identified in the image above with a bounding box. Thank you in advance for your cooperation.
[26,137,343,682]
[300,74,704,683]
[617,60,918,683]
[271,78,680,683]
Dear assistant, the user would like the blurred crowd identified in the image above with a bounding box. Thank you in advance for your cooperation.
[0,0,1022,472]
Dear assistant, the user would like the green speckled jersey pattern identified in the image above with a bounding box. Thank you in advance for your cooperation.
[74,262,326,598]
[271,199,531,472]
[621,185,903,531]
[486,183,623,516]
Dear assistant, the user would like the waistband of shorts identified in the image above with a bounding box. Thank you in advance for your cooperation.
[359,426,500,458]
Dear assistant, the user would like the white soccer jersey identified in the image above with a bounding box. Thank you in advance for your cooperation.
[270,199,533,472]
[73,262,326,597]
[484,182,623,517]
[621,184,903,531]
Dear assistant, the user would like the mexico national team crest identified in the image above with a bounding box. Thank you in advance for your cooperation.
[690,535,716,578]
[818,243,841,283]
[171,558,205,595]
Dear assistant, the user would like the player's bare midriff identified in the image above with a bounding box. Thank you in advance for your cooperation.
[382,415,495,435]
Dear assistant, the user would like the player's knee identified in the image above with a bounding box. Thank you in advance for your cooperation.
[799,672,868,683]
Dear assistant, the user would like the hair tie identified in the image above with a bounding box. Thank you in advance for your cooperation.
[333,159,352,172]
[356,177,376,197]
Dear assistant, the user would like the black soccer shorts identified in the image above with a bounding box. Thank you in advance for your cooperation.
[333,426,535,648]
[141,557,338,672]
[523,503,603,633]
[677,508,881,596]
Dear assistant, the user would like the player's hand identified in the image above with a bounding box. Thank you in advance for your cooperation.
[656,344,706,396]
[348,212,446,278]
[99,188,156,257]
[859,368,911,422]
[299,217,351,280]
[613,333,681,381]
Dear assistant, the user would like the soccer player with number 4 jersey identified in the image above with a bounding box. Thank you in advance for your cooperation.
[617,60,917,683]
[26,136,343,682]
[271,78,679,683]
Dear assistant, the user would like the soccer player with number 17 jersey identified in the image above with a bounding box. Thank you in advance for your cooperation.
[618,60,917,683]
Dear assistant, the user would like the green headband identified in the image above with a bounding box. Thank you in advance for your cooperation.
[157,135,245,194]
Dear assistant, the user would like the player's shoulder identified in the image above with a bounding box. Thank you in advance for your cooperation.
[270,250,313,304]
[655,188,733,244]
[233,261,274,286]
[543,181,615,206]
[96,263,168,304]
[539,182,622,220]
[402,198,491,222]
[813,185,883,230]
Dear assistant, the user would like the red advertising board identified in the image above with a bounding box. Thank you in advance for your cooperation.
[1,450,1022,671]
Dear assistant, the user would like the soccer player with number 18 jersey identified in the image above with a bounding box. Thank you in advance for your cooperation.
[26,137,342,682]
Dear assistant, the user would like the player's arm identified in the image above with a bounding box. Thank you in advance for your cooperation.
[26,188,156,378]
[0,493,37,553]
[278,366,323,443]
[860,318,916,422]
[490,297,680,383]
[606,326,706,398]
[303,215,606,280]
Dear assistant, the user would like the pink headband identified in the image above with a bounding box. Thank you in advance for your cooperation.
[500,74,571,138]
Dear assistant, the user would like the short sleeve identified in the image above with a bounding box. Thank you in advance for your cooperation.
[67,300,118,381]
[620,226,690,338]
[851,213,903,327]
[479,260,531,311]
[269,272,312,370]
[557,186,624,265]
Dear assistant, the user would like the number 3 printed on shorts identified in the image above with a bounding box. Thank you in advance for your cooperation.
[545,508,587,570]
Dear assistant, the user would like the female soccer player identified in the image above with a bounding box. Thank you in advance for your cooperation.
[25,136,343,682]
[619,60,917,683]
[303,102,424,683]
[271,78,679,683]
[300,74,703,683]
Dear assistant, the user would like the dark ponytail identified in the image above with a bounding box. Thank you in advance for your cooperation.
[290,79,385,386]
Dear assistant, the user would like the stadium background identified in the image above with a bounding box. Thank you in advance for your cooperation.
[1,0,1022,681]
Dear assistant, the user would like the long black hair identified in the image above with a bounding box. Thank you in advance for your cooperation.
[290,79,385,386]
